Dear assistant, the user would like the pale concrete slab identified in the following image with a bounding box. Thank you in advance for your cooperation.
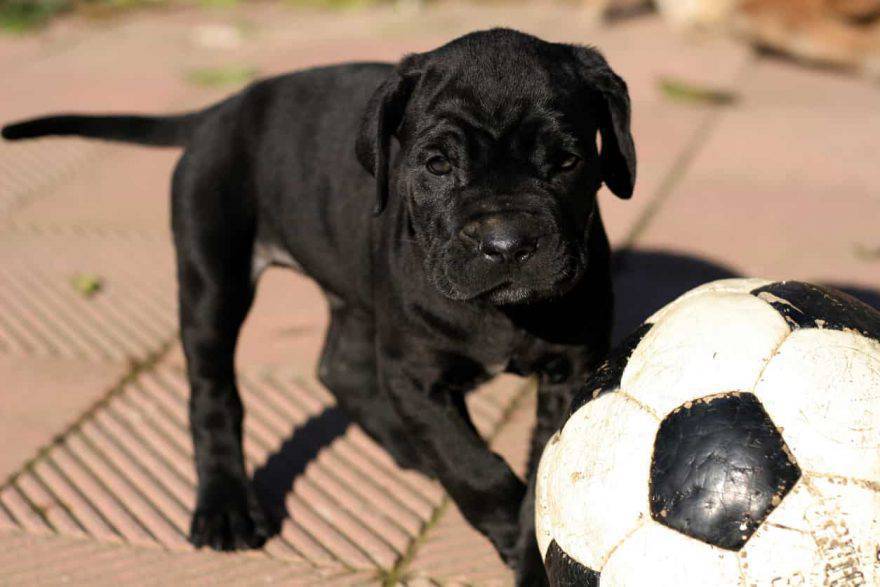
[10,146,179,233]
[634,56,880,292]
[588,20,753,246]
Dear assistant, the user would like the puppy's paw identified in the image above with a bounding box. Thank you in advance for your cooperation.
[189,476,272,551]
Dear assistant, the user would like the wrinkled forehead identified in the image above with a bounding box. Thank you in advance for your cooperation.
[402,47,599,142]
[414,58,558,115]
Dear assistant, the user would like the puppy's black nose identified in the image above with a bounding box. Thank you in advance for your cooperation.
[460,219,537,264]
[480,233,536,264]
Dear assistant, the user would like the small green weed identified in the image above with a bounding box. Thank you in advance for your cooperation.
[185,65,258,88]
[71,273,104,297]
[658,76,739,106]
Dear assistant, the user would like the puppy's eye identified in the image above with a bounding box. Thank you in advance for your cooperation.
[558,153,581,171]
[426,156,452,176]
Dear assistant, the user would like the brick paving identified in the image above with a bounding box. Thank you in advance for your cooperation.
[0,2,878,584]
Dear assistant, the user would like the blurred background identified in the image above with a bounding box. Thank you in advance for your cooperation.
[0,0,878,584]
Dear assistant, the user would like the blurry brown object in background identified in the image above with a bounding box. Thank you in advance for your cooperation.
[592,0,880,78]
[734,0,880,76]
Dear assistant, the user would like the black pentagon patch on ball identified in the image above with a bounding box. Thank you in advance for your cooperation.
[544,539,600,587]
[569,323,653,415]
[649,393,801,551]
[751,281,880,339]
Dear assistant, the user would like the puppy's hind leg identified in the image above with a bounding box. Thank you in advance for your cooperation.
[172,149,271,551]
[318,297,427,474]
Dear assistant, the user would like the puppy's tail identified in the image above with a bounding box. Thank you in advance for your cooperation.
[2,111,203,147]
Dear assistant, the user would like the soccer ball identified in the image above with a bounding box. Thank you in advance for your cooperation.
[535,278,880,586]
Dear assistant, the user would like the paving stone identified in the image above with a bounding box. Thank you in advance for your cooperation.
[634,56,880,291]
[0,139,103,218]
[0,228,176,362]
[0,226,177,480]
[583,20,753,246]
[1,15,243,222]
[3,18,212,121]
[0,357,128,482]
[159,269,331,378]
[236,268,330,373]
[4,2,878,584]
[10,147,179,233]
[0,529,377,586]
[0,357,527,575]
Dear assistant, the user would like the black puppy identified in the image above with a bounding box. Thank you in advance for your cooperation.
[3,28,635,583]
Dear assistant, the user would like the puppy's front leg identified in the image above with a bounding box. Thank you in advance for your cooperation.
[513,346,609,584]
[515,371,580,586]
[380,358,527,567]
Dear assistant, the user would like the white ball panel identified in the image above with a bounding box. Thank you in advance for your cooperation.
[754,328,880,481]
[741,474,880,585]
[623,291,791,417]
[646,278,773,325]
[600,521,743,587]
[545,393,658,571]
[536,430,562,560]
[807,475,880,585]
[738,481,826,585]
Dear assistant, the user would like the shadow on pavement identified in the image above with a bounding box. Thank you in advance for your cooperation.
[252,406,351,531]
[612,248,738,343]
[248,247,879,535]
[612,248,880,344]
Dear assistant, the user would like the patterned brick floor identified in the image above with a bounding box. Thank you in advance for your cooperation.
[0,363,530,583]
[1,2,878,585]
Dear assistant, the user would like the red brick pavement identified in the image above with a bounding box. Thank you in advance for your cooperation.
[1,3,877,584]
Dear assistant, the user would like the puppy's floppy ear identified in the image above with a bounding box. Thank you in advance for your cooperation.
[356,59,419,215]
[571,46,636,199]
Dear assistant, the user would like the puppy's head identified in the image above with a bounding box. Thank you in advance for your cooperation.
[357,28,635,305]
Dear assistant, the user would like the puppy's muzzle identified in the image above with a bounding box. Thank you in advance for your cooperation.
[459,214,544,266]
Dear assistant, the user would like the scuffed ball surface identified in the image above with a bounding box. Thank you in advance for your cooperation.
[536,279,880,586]
[649,393,800,550]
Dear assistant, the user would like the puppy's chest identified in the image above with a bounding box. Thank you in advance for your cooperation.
[404,301,591,378]
[453,321,564,378]
[411,311,517,368]
[469,329,527,374]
